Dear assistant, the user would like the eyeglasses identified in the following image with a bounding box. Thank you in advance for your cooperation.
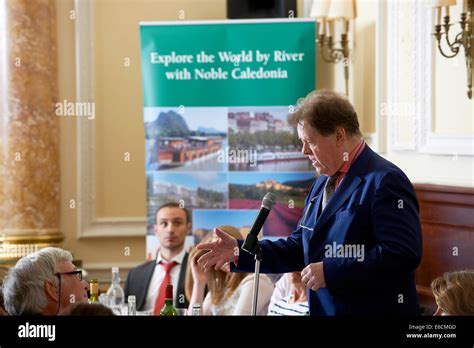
[54,269,83,281]
[53,269,84,315]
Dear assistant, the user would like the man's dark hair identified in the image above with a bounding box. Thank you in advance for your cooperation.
[155,203,190,224]
[288,89,362,137]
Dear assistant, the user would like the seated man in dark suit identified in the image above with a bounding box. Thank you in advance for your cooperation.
[125,203,190,314]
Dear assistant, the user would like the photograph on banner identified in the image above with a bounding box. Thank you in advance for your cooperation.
[228,106,312,172]
[229,172,315,237]
[146,171,228,235]
[144,107,228,171]
[192,209,260,244]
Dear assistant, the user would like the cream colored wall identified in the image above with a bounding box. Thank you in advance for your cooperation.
[434,1,474,134]
[57,0,227,283]
[381,1,473,187]
[92,0,227,218]
[352,0,376,134]
[312,0,376,135]
[391,0,417,146]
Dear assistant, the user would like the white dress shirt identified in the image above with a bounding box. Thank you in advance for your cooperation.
[143,248,186,311]
[268,273,291,313]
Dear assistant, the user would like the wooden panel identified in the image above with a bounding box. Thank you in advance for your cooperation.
[414,184,474,313]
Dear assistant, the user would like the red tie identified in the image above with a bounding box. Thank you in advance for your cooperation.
[154,261,178,315]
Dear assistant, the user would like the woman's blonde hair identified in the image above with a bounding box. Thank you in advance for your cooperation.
[185,226,249,305]
[431,270,474,315]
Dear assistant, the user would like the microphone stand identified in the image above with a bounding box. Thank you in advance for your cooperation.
[241,191,275,316]
[242,233,263,316]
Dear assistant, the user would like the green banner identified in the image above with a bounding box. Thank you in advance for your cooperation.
[140,20,315,107]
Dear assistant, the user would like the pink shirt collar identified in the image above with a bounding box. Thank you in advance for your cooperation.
[335,139,365,189]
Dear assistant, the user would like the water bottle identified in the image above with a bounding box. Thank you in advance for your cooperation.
[191,303,201,316]
[98,293,108,307]
[106,266,125,314]
[128,295,137,316]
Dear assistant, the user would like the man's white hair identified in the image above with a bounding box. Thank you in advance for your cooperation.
[2,247,73,315]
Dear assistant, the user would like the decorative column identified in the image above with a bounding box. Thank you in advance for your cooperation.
[0,0,63,263]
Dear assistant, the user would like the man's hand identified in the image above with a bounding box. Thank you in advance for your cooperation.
[196,228,239,271]
[301,262,326,292]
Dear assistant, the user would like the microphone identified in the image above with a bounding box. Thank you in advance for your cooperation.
[242,192,277,256]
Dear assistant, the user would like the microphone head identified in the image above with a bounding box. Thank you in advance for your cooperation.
[262,192,277,210]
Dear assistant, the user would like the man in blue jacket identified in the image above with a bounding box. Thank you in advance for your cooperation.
[198,90,422,316]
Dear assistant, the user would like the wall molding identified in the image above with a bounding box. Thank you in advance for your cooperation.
[387,0,418,152]
[83,261,138,272]
[382,0,473,156]
[416,0,473,156]
[374,0,388,153]
[74,0,146,239]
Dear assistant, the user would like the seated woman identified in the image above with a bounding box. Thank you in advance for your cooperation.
[185,226,274,315]
[431,269,474,316]
[268,272,309,316]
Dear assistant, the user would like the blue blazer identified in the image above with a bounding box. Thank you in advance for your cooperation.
[233,145,422,316]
